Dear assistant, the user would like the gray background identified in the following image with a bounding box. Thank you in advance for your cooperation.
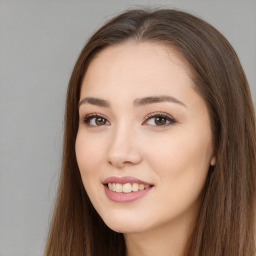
[0,0,255,255]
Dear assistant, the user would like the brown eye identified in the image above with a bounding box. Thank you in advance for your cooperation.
[154,116,167,125]
[143,113,176,127]
[95,117,107,126]
[83,114,110,127]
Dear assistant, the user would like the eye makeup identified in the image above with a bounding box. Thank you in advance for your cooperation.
[143,112,177,127]
[82,113,110,127]
[81,111,176,128]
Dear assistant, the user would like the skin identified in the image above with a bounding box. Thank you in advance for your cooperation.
[75,42,216,256]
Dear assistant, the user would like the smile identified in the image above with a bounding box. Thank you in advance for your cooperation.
[103,176,153,202]
[108,183,150,193]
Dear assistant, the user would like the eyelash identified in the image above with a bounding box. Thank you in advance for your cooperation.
[82,112,176,127]
[82,113,110,127]
[143,112,176,127]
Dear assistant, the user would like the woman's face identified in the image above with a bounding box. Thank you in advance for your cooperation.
[76,42,215,234]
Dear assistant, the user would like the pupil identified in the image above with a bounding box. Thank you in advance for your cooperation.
[96,117,105,125]
[155,117,166,125]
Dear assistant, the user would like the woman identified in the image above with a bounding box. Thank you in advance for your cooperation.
[44,9,256,256]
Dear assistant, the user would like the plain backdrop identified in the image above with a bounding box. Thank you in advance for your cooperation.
[0,0,255,255]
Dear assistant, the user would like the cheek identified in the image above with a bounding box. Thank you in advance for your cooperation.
[75,132,105,179]
[148,133,211,172]
[75,132,107,207]
[145,128,212,197]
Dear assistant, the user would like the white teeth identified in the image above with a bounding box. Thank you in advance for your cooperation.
[122,183,132,193]
[132,183,139,192]
[115,183,123,192]
[107,183,151,193]
[139,184,145,190]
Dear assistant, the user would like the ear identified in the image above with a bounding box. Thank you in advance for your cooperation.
[210,156,216,166]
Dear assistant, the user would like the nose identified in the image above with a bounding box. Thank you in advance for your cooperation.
[106,124,142,168]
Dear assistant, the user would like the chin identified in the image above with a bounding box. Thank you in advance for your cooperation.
[106,222,145,234]
[101,212,149,234]
[103,215,156,234]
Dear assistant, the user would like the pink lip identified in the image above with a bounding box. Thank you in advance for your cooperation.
[104,186,152,202]
[102,176,152,185]
[102,176,153,203]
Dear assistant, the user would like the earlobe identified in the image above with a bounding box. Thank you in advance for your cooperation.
[210,156,216,166]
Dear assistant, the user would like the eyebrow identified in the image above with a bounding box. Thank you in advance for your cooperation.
[134,96,187,108]
[78,97,110,108]
[78,95,187,108]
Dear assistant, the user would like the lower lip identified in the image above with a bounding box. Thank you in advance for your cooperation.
[104,185,152,202]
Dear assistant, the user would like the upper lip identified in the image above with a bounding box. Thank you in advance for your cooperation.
[102,176,153,186]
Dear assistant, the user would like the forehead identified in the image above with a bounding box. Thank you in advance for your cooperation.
[81,42,195,101]
[86,41,191,77]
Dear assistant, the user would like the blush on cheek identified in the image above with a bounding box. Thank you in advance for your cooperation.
[76,140,104,174]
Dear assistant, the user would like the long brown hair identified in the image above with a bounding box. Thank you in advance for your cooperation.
[44,9,256,256]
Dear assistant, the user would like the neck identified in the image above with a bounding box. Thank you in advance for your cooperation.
[124,212,196,256]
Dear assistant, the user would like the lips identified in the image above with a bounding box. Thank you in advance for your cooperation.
[103,176,152,185]
[102,176,153,202]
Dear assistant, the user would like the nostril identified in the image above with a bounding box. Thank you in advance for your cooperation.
[107,152,142,168]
